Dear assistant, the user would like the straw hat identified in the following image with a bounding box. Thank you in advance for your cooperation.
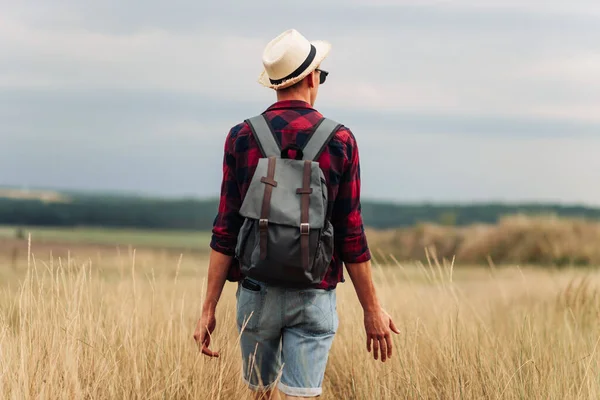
[258,29,331,90]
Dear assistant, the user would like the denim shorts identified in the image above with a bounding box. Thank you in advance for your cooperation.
[236,278,338,398]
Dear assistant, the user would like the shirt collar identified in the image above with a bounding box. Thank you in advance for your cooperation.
[265,100,315,112]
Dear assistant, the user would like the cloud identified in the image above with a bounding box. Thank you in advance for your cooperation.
[0,0,599,203]
[358,131,600,206]
[354,0,600,16]
[2,2,599,121]
[0,16,266,98]
[2,88,599,204]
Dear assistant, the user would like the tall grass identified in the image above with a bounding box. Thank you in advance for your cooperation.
[368,214,600,266]
[1,242,600,399]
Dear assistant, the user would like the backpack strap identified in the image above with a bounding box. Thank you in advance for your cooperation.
[259,156,277,260]
[246,115,281,157]
[296,160,313,271]
[302,118,342,161]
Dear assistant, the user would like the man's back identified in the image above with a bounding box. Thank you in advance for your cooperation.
[210,99,371,290]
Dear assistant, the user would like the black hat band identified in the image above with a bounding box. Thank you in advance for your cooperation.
[269,45,317,85]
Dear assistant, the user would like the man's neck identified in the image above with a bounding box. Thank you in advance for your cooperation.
[276,91,312,105]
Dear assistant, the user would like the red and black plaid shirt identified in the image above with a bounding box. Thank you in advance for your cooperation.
[210,100,371,290]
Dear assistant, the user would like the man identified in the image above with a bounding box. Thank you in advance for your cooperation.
[194,29,399,399]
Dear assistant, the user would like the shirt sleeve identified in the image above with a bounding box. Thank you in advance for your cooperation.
[330,129,371,264]
[209,128,244,256]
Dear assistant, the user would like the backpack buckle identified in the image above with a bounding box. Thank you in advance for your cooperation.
[259,219,269,230]
[300,223,310,235]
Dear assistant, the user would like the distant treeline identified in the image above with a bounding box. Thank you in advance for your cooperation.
[1,195,600,230]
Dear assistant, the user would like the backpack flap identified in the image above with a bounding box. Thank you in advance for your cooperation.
[239,157,327,229]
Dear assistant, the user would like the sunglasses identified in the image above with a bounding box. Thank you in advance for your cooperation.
[315,68,329,85]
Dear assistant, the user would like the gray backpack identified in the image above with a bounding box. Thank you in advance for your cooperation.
[235,115,341,287]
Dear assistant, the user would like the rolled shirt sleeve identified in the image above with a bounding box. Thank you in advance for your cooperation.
[210,128,244,256]
[330,129,371,264]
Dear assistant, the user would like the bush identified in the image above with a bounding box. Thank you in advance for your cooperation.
[367,215,600,266]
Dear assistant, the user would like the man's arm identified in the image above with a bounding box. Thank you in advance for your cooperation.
[203,251,233,312]
[193,249,232,357]
[346,261,399,363]
[331,130,399,362]
[194,126,243,357]
[345,260,380,312]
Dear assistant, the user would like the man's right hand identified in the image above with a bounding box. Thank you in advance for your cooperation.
[364,308,400,362]
[193,310,219,358]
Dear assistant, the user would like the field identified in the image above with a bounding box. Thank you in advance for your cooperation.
[0,225,211,251]
[2,232,600,399]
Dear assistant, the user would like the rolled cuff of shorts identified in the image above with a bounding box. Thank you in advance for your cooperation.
[278,382,322,397]
[243,377,278,392]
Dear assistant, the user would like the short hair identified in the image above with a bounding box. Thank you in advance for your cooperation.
[276,76,306,93]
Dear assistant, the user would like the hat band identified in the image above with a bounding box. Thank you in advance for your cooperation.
[269,45,317,85]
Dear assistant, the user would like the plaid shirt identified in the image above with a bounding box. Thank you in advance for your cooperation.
[210,100,371,290]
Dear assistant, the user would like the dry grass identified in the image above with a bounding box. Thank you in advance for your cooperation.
[1,242,600,399]
[367,214,600,266]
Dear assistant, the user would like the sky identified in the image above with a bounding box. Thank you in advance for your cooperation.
[1,0,599,205]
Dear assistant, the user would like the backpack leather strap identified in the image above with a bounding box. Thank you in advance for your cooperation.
[296,160,313,270]
[259,157,277,260]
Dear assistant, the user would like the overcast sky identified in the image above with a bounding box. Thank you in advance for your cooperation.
[1,0,599,204]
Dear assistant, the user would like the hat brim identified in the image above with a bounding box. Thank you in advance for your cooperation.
[258,40,331,90]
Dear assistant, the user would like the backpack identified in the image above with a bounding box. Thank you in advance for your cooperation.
[234,114,341,287]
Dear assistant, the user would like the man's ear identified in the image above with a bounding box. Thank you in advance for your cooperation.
[306,71,316,88]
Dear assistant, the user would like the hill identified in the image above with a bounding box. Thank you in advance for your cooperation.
[1,189,599,230]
